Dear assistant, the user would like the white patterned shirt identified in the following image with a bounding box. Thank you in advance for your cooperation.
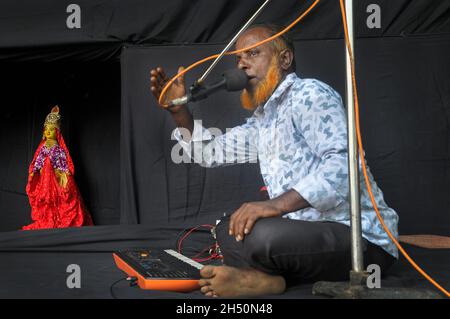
[174,73,399,258]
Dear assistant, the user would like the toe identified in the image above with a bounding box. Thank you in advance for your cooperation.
[198,279,210,287]
[200,285,211,294]
[200,265,216,278]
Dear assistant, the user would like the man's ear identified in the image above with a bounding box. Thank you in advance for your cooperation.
[279,49,294,71]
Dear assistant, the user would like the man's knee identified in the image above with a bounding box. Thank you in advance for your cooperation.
[215,217,284,264]
[244,218,285,259]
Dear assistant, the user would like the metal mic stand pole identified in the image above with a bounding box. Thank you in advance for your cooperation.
[194,0,271,87]
[311,0,441,299]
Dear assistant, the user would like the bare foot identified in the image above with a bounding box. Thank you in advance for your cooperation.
[198,265,286,298]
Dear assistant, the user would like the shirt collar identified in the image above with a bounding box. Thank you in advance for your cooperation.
[254,72,299,117]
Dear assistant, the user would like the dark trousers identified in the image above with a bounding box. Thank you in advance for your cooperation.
[216,216,396,284]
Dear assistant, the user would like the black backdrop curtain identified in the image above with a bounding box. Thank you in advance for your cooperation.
[356,35,450,235]
[0,0,449,62]
[120,34,450,234]
[0,0,449,235]
[0,1,449,300]
[1,37,449,235]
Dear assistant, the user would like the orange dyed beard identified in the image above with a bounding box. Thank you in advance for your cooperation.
[240,56,282,110]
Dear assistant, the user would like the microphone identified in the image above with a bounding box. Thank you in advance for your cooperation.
[169,69,249,107]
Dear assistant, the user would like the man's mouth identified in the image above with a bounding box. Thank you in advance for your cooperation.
[247,75,257,85]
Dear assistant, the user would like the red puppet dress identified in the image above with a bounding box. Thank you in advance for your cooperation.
[22,128,93,230]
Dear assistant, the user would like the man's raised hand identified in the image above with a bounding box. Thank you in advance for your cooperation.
[150,66,186,112]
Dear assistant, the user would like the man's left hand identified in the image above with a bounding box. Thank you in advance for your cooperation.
[229,201,283,242]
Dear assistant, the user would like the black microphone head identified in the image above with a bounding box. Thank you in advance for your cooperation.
[223,69,249,91]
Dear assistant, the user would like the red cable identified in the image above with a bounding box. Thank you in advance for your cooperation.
[177,224,214,254]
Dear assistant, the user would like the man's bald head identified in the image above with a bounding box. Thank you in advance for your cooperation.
[242,24,296,72]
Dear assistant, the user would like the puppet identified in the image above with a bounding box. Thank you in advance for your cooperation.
[22,106,93,230]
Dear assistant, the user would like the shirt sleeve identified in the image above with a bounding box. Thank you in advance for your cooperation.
[291,81,349,212]
[172,117,259,168]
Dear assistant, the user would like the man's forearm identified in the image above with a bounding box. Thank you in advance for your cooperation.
[171,106,194,134]
[268,189,311,214]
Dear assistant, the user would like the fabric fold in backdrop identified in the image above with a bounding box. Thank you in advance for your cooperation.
[0,223,216,252]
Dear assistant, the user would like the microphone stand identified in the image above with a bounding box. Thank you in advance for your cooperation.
[311,0,442,299]
[190,0,271,95]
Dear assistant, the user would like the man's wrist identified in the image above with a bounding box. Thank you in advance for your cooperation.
[168,104,187,116]
[170,106,193,132]
[268,189,310,214]
[267,197,288,215]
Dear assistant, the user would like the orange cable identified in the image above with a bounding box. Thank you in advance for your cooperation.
[339,0,449,298]
[157,0,321,107]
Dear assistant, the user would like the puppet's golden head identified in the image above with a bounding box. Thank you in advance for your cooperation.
[43,106,61,140]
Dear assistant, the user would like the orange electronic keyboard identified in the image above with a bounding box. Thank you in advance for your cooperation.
[113,249,204,292]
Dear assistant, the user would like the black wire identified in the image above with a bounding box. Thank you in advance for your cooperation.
[109,277,128,299]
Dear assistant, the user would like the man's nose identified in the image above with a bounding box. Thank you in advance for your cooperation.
[237,59,249,71]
